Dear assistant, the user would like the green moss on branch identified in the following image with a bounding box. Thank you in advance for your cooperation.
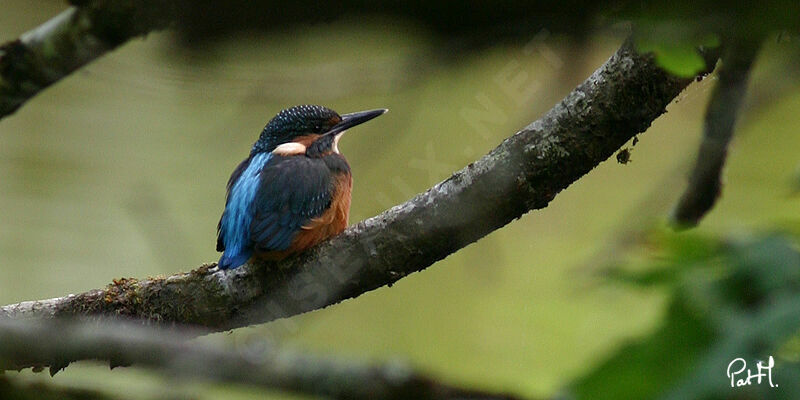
[1,41,719,334]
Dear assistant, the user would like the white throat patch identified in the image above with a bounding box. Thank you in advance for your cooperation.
[333,131,346,154]
[272,142,307,156]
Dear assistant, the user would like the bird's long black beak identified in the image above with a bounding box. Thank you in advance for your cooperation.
[326,108,387,136]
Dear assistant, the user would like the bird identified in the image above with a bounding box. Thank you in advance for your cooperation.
[216,104,387,270]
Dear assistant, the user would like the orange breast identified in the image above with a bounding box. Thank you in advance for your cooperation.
[257,172,352,260]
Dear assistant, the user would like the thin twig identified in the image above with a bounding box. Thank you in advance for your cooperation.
[1,41,718,333]
[671,40,761,227]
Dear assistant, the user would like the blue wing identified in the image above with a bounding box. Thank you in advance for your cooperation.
[217,153,332,269]
[217,158,249,253]
[250,156,333,253]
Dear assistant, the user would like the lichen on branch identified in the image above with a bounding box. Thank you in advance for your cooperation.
[0,1,176,118]
[1,40,718,336]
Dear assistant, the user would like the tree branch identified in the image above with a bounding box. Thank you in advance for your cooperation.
[671,40,760,227]
[0,1,175,119]
[0,375,116,400]
[0,318,525,400]
[0,40,717,331]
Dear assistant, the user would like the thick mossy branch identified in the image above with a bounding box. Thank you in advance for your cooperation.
[0,319,525,400]
[1,41,717,334]
[671,40,760,227]
[0,1,176,118]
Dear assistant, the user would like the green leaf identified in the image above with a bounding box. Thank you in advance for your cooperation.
[570,231,800,399]
[569,298,714,400]
[634,30,720,77]
[637,42,707,78]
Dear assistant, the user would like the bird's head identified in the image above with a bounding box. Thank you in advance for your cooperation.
[252,105,387,157]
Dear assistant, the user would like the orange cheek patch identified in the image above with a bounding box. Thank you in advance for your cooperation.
[293,134,321,147]
[271,134,323,156]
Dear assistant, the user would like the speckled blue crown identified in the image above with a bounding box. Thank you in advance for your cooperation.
[252,105,340,154]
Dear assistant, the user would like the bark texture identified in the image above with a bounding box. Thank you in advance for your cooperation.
[1,41,716,332]
[0,1,175,118]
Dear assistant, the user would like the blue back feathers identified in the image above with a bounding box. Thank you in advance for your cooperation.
[217,153,340,270]
[217,105,353,270]
[218,152,271,269]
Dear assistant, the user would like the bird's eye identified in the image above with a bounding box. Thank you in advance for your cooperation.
[314,124,322,132]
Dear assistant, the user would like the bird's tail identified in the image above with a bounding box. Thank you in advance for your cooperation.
[218,249,252,270]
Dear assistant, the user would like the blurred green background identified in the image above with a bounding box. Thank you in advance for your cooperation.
[2,1,800,399]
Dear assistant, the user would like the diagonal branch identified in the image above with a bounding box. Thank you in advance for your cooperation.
[0,1,176,119]
[0,318,525,400]
[0,40,717,332]
[671,39,760,227]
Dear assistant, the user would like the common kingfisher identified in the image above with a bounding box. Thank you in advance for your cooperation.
[216,105,387,270]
